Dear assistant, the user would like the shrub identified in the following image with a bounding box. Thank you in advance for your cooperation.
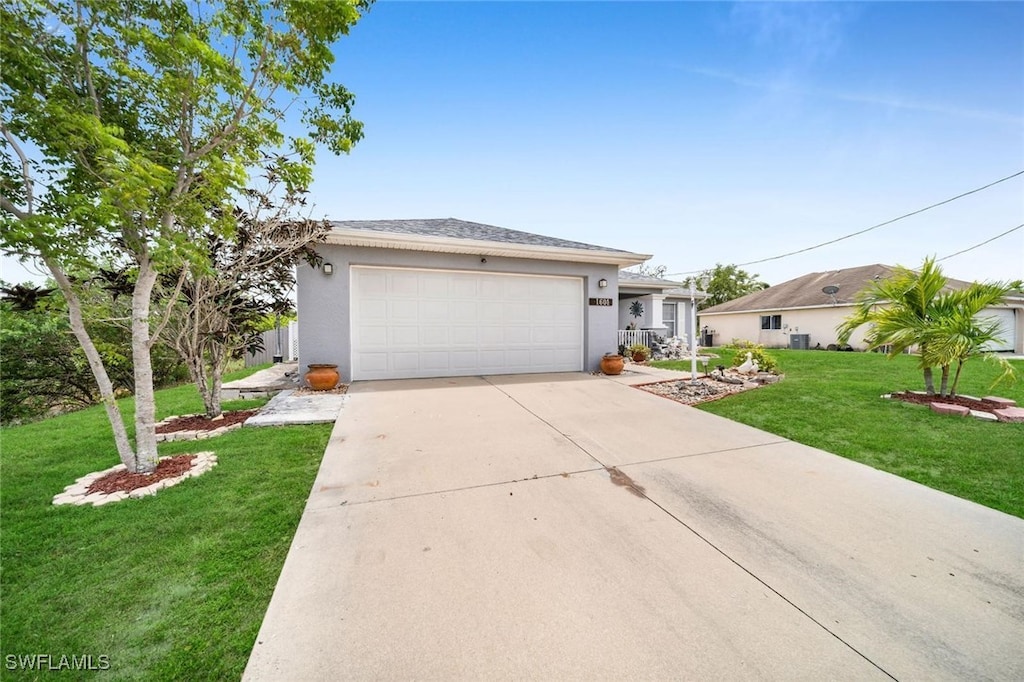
[0,292,188,424]
[627,343,651,361]
[727,339,779,373]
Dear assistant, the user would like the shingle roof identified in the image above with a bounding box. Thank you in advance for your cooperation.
[617,270,709,298]
[331,218,633,254]
[700,263,978,314]
[618,270,684,286]
[665,286,709,299]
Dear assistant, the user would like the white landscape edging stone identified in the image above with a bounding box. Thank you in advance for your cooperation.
[52,452,218,507]
[154,413,244,442]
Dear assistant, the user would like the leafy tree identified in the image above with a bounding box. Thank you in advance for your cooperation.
[836,257,1019,395]
[1,0,368,472]
[160,183,329,418]
[685,264,769,310]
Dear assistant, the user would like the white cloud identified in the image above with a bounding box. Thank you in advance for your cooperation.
[727,2,856,66]
[682,65,1023,126]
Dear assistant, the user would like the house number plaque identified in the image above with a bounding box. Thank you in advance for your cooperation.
[588,297,613,306]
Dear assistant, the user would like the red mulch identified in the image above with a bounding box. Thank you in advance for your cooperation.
[87,454,197,495]
[156,409,258,434]
[890,391,1004,414]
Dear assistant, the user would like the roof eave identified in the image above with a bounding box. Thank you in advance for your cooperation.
[701,294,1024,315]
[700,302,858,315]
[619,283,689,292]
[323,228,650,267]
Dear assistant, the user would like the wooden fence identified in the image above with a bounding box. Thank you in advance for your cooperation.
[246,321,299,367]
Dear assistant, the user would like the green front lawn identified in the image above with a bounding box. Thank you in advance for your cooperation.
[0,368,330,680]
[653,349,1024,519]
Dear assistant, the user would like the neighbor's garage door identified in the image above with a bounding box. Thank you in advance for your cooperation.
[982,308,1016,352]
[351,266,583,380]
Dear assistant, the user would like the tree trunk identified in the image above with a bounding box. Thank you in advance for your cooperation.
[200,340,225,418]
[923,366,936,395]
[209,353,223,419]
[186,353,213,416]
[950,360,965,398]
[45,257,138,469]
[200,350,220,418]
[201,377,219,419]
[131,260,160,473]
[939,365,950,397]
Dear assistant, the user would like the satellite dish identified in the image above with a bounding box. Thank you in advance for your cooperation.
[822,285,839,295]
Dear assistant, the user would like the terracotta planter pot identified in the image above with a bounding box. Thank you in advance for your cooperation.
[632,352,647,363]
[600,355,624,375]
[305,364,340,391]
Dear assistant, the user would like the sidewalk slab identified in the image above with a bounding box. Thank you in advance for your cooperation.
[223,362,299,400]
[244,390,347,427]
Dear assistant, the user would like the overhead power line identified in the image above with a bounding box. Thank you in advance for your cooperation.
[936,223,1024,263]
[665,169,1024,277]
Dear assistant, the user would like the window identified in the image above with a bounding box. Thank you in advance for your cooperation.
[662,302,676,337]
[760,314,782,330]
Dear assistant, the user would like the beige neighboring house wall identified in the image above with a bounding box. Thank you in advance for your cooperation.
[702,305,872,350]
[698,263,1024,354]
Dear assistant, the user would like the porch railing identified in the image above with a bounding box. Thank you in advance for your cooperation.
[617,329,654,349]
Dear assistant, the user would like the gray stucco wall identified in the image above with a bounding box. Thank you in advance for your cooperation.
[296,244,620,381]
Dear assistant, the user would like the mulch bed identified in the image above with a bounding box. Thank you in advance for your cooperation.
[890,392,1004,414]
[155,409,259,434]
[87,454,196,495]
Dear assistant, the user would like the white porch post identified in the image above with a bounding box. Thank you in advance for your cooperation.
[688,279,706,383]
[689,282,698,382]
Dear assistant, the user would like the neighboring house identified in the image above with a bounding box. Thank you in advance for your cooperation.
[617,270,708,347]
[699,263,1024,353]
[296,218,649,381]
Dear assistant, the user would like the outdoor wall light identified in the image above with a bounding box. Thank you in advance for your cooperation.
[598,278,608,288]
[323,262,334,275]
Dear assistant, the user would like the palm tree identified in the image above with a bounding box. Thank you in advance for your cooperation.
[922,284,1019,396]
[837,258,948,394]
[838,258,1020,396]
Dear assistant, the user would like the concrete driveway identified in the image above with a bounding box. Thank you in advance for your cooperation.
[243,371,1024,681]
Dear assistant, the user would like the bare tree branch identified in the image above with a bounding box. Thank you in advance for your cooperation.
[149,266,188,345]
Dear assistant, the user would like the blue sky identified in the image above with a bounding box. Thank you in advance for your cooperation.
[306,0,1023,285]
[2,1,1021,287]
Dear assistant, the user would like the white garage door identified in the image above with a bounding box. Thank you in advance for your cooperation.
[351,266,584,380]
[981,308,1016,352]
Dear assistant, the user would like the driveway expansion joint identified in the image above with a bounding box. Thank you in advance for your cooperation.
[309,466,610,509]
[481,379,896,679]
